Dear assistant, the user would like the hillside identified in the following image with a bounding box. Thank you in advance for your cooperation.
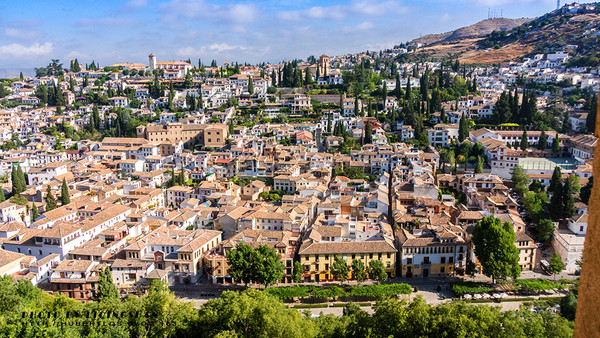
[412,18,532,47]
[409,6,600,64]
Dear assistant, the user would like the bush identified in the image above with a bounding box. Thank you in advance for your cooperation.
[414,286,419,292]
[293,304,328,309]
[451,282,493,296]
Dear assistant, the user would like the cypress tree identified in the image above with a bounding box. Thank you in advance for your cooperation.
[45,185,57,211]
[0,188,4,202]
[458,114,468,142]
[548,167,562,194]
[537,130,547,150]
[520,130,528,151]
[247,77,254,95]
[562,176,576,219]
[364,121,373,145]
[552,136,560,154]
[60,178,70,205]
[31,203,39,220]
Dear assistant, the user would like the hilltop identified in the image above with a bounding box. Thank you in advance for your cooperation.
[408,4,600,64]
[412,18,532,47]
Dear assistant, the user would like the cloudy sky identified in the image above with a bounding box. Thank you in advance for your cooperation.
[0,0,594,68]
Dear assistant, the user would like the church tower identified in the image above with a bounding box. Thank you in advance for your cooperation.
[149,53,157,71]
[319,55,330,77]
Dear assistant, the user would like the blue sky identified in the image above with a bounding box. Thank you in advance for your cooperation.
[0,0,594,68]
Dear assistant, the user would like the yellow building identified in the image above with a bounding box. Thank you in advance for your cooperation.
[136,123,228,148]
[298,227,397,282]
[397,226,468,278]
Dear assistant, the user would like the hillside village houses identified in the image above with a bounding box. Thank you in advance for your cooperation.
[0,47,594,301]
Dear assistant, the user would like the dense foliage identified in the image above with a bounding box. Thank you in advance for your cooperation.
[0,276,576,337]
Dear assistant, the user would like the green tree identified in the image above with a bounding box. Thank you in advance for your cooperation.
[510,165,530,198]
[537,130,547,150]
[552,136,560,154]
[548,252,565,279]
[197,289,316,337]
[472,217,521,283]
[492,91,511,124]
[580,176,593,204]
[254,245,284,287]
[292,261,302,283]
[45,185,57,211]
[475,156,483,174]
[227,243,254,286]
[31,202,39,220]
[351,259,367,285]
[520,130,528,151]
[94,267,119,302]
[247,77,254,95]
[559,292,578,321]
[368,260,388,283]
[0,188,4,202]
[537,219,555,242]
[331,256,349,283]
[363,121,373,144]
[458,114,469,142]
[60,178,70,205]
[561,175,576,220]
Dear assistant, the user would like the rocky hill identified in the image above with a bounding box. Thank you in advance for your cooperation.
[408,5,600,64]
[412,18,532,47]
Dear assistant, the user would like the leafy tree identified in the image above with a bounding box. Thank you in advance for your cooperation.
[198,289,316,337]
[548,252,565,279]
[529,180,544,193]
[11,165,26,196]
[520,130,528,151]
[45,185,57,211]
[331,256,349,283]
[559,292,577,321]
[227,243,284,287]
[227,243,254,286]
[472,217,521,283]
[537,219,555,242]
[254,245,284,287]
[351,259,367,285]
[60,178,70,205]
[368,260,388,283]
[292,261,302,283]
[510,165,530,198]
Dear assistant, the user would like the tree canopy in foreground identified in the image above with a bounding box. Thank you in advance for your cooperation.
[0,276,574,337]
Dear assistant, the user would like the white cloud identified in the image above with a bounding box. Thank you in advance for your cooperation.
[277,0,407,21]
[341,21,374,33]
[4,27,42,40]
[160,0,258,25]
[0,42,53,58]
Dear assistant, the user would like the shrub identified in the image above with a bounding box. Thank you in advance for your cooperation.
[265,286,311,299]
[312,285,347,299]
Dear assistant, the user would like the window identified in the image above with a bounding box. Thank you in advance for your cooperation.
[441,257,446,264]
[441,267,445,273]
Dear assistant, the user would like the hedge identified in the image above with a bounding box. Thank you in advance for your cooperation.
[350,284,412,297]
[266,283,412,300]
[451,282,493,295]
[516,279,566,291]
